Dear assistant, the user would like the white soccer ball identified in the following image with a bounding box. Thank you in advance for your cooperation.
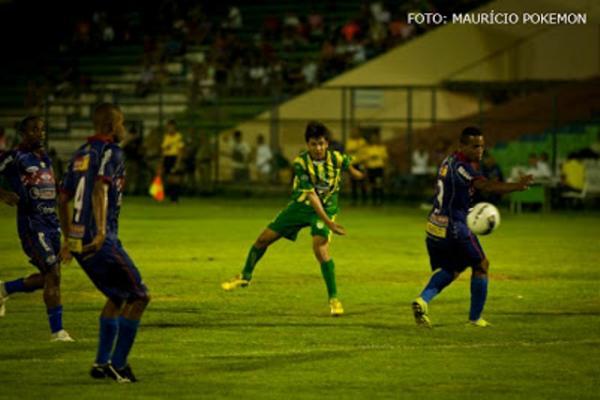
[467,202,501,235]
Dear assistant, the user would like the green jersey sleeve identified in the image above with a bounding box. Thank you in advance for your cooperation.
[292,156,315,198]
[333,151,352,171]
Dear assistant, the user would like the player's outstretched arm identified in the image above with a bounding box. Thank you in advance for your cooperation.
[348,165,365,180]
[474,174,533,194]
[306,190,346,236]
[0,188,19,206]
[81,180,109,253]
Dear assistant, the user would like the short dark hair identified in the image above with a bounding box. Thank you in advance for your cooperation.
[18,115,41,135]
[460,126,482,144]
[167,119,177,126]
[304,121,330,142]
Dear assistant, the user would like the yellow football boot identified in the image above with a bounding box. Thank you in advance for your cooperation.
[221,275,250,291]
[329,298,344,316]
[412,297,432,328]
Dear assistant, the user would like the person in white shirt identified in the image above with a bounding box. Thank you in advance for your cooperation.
[231,130,250,182]
[255,134,272,182]
[524,153,552,181]
[536,152,552,179]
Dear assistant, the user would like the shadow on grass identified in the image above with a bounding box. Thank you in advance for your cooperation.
[204,349,353,372]
[142,320,420,332]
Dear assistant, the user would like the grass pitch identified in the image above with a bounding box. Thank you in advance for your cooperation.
[0,198,599,399]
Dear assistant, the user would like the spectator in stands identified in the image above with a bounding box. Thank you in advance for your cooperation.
[307,11,324,42]
[222,6,243,30]
[24,80,45,113]
[370,2,391,25]
[367,15,388,53]
[411,142,431,200]
[341,20,361,43]
[536,152,552,178]
[229,130,251,182]
[387,15,415,47]
[0,127,7,151]
[283,62,305,93]
[262,15,281,41]
[363,129,389,205]
[160,120,184,203]
[255,134,273,183]
[553,152,586,209]
[229,60,248,95]
[411,145,429,176]
[73,18,92,51]
[136,62,156,97]
[524,152,551,181]
[301,60,318,87]
[248,60,267,94]
[560,154,585,192]
[199,63,217,101]
[346,128,368,205]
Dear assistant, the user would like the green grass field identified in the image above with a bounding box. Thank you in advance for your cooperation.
[0,198,599,399]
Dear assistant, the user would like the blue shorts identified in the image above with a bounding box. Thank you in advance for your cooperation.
[19,228,60,273]
[76,240,149,304]
[426,222,486,273]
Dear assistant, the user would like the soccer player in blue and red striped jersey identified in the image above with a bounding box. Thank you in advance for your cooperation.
[412,127,532,328]
[59,103,150,383]
[0,116,73,341]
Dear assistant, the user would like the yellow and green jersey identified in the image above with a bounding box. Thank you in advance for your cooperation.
[291,150,352,213]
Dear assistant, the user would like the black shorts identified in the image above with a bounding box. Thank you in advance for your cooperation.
[163,156,178,175]
[367,168,384,185]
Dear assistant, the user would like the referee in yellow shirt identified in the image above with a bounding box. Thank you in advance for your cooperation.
[161,120,184,203]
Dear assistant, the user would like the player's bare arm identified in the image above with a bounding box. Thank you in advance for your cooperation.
[474,174,533,194]
[306,190,346,235]
[348,165,365,180]
[82,181,109,253]
[0,188,19,206]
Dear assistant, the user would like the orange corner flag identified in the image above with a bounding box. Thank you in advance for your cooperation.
[149,176,165,202]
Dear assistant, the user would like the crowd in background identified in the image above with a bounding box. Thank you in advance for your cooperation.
[2,0,597,207]
[21,0,488,110]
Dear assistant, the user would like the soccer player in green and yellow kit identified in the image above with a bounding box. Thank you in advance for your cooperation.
[222,121,365,316]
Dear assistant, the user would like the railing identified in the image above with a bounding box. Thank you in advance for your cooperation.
[42,80,600,195]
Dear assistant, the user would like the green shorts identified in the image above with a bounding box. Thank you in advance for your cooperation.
[268,202,336,241]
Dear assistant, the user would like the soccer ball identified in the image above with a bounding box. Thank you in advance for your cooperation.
[467,202,501,235]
